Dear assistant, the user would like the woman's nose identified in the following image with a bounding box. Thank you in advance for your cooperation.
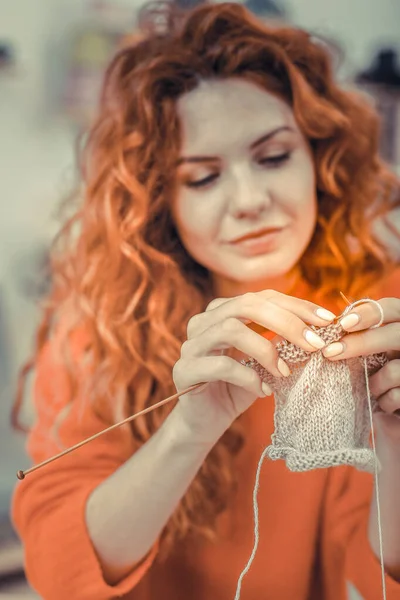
[229,165,271,217]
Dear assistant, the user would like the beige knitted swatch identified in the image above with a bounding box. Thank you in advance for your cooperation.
[241,315,387,473]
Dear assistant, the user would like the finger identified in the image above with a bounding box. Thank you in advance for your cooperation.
[375,387,400,415]
[260,290,337,326]
[368,359,400,397]
[204,290,337,327]
[181,317,289,378]
[173,355,267,398]
[189,294,329,352]
[338,297,400,332]
[322,322,400,361]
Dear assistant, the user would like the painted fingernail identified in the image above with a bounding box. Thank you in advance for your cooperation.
[322,342,344,357]
[262,382,273,396]
[339,313,360,330]
[304,329,326,349]
[315,308,336,321]
[277,358,291,377]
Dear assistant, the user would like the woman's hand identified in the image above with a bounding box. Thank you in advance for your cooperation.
[172,290,336,444]
[322,297,400,445]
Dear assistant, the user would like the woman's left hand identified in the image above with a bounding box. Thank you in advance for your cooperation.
[322,297,400,444]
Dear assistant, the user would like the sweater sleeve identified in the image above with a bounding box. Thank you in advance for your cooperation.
[321,465,400,600]
[11,333,159,600]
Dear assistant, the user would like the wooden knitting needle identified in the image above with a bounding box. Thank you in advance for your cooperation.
[339,291,352,306]
[17,291,353,480]
[16,381,206,480]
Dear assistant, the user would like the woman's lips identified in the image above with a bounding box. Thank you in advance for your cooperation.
[230,226,284,243]
[230,227,285,254]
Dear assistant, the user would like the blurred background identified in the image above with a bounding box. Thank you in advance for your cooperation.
[0,0,399,597]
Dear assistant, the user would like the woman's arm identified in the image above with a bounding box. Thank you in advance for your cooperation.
[86,290,335,584]
[85,402,217,585]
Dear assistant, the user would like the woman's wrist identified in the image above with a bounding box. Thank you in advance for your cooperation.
[169,400,228,452]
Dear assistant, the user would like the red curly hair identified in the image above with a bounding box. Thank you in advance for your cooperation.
[13,1,400,554]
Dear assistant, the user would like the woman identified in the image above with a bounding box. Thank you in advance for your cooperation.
[11,3,400,599]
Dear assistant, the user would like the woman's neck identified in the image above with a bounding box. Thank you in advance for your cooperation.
[212,268,302,299]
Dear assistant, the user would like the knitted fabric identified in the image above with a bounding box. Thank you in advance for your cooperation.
[241,310,388,473]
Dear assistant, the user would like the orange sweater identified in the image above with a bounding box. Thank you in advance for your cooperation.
[11,280,400,600]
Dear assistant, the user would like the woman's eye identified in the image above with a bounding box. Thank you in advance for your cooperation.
[185,173,219,189]
[259,152,291,167]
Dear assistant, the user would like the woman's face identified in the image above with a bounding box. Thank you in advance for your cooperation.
[172,78,317,296]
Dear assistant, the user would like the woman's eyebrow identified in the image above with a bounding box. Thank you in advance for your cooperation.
[176,155,219,166]
[250,125,294,150]
[176,125,294,166]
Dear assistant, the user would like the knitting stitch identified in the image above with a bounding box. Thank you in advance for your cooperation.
[241,306,388,473]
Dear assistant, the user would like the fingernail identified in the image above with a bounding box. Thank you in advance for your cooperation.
[277,358,291,377]
[304,329,326,349]
[262,382,273,396]
[339,313,360,330]
[322,342,344,357]
[315,308,336,321]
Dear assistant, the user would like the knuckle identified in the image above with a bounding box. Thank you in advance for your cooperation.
[262,340,276,360]
[283,312,300,330]
[386,359,400,383]
[240,291,258,309]
[220,317,241,334]
[172,360,183,381]
[393,322,400,340]
[187,314,202,338]
[246,367,261,388]
[387,387,400,402]
[213,355,234,374]
[242,291,256,301]
[205,297,223,312]
[180,339,192,358]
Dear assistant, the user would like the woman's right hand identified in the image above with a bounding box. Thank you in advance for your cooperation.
[172,289,336,444]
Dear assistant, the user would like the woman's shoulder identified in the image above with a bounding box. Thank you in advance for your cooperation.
[294,266,400,312]
[28,321,93,430]
[27,320,134,463]
[367,265,400,298]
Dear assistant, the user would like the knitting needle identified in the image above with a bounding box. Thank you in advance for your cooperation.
[339,291,352,306]
[17,292,354,480]
[16,381,206,480]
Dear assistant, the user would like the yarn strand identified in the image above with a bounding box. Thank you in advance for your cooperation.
[233,446,270,600]
[234,358,387,600]
[363,358,387,600]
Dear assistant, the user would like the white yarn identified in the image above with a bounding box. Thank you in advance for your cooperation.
[363,357,386,600]
[234,299,387,600]
[233,445,269,600]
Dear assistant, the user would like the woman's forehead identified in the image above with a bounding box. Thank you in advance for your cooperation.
[176,78,297,156]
